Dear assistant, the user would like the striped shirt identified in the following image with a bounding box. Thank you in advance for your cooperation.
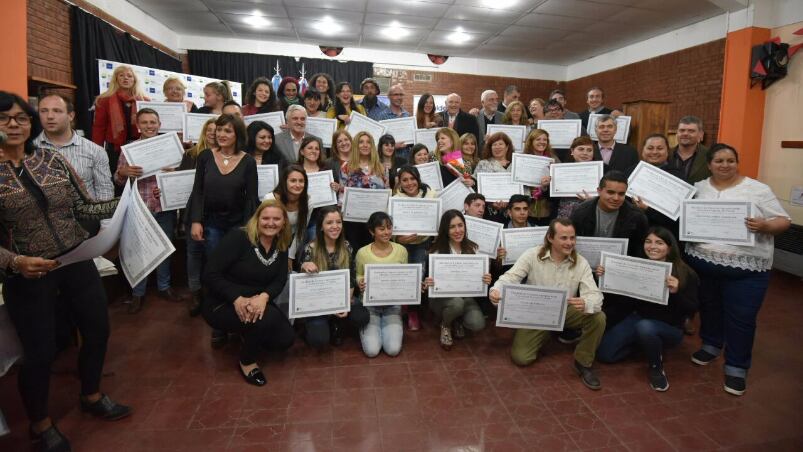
[33,131,114,200]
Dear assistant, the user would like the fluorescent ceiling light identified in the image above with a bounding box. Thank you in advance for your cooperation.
[382,21,410,39]
[243,10,270,28]
[481,0,517,8]
[318,16,343,35]
[447,27,471,44]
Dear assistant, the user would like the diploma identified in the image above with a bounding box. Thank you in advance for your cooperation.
[627,161,697,220]
[380,116,416,144]
[257,164,279,199]
[288,269,351,319]
[501,227,548,266]
[476,172,524,202]
[428,254,489,298]
[465,216,502,258]
[305,117,337,148]
[415,129,438,151]
[511,153,552,186]
[156,169,195,211]
[487,124,527,153]
[364,264,423,306]
[549,161,604,197]
[598,252,672,305]
[536,119,582,148]
[341,187,391,223]
[496,285,569,331]
[307,170,337,208]
[388,197,441,236]
[680,200,756,246]
[415,161,443,191]
[136,101,187,133]
[574,236,628,269]
[182,113,218,142]
[437,178,474,213]
[586,114,632,144]
[243,112,285,131]
[120,132,184,178]
[346,112,387,145]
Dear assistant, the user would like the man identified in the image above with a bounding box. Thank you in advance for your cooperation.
[274,105,319,163]
[34,93,114,200]
[671,116,710,183]
[505,194,535,229]
[376,84,412,161]
[497,85,520,114]
[222,100,243,118]
[489,218,606,390]
[440,93,480,138]
[543,99,565,120]
[463,193,487,219]
[593,114,639,175]
[549,89,580,120]
[476,90,504,149]
[359,78,390,121]
[578,87,622,130]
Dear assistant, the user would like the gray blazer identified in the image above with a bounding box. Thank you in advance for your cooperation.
[476,111,505,149]
[274,131,320,164]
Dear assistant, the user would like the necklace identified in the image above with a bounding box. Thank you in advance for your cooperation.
[254,247,278,267]
[217,150,239,166]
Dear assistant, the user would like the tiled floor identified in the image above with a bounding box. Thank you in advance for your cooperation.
[2,271,803,451]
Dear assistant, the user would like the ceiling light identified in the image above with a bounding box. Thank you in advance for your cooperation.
[382,21,410,39]
[243,10,270,28]
[318,16,343,35]
[481,0,517,8]
[447,27,471,44]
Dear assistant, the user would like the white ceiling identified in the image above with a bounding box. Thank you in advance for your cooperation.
[125,0,746,65]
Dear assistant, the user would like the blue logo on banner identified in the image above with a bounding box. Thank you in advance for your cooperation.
[106,63,113,69]
[187,92,193,97]
[233,92,238,97]
[149,70,155,76]
[187,76,192,81]
[149,88,156,93]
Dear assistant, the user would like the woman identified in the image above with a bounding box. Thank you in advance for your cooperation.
[459,133,480,175]
[327,130,352,183]
[556,136,599,218]
[502,100,528,127]
[303,89,326,118]
[596,227,700,391]
[309,73,335,112]
[523,129,558,225]
[277,76,300,112]
[203,199,295,386]
[1,91,129,451]
[409,144,432,165]
[163,76,198,113]
[629,134,684,236]
[327,82,365,128]
[300,206,369,348]
[686,143,790,396]
[527,98,546,125]
[297,136,341,236]
[242,76,279,116]
[342,131,388,250]
[378,134,406,189]
[266,165,311,267]
[416,93,442,129]
[197,81,233,114]
[423,210,491,349]
[474,132,513,213]
[355,212,408,357]
[246,121,286,169]
[435,127,474,188]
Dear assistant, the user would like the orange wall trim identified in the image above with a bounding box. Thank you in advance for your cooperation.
[0,0,28,96]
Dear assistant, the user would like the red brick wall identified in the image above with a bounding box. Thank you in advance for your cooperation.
[27,0,73,87]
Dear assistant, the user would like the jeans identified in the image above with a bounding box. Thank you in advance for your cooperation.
[511,308,606,368]
[203,224,231,256]
[360,306,403,357]
[186,233,205,292]
[596,312,683,367]
[429,297,485,331]
[305,300,370,349]
[132,210,176,296]
[403,240,431,272]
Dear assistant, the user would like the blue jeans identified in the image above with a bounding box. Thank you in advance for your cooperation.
[688,256,770,378]
[360,305,403,357]
[185,233,205,292]
[132,211,175,296]
[402,240,431,273]
[305,300,370,349]
[596,312,683,367]
[203,224,231,256]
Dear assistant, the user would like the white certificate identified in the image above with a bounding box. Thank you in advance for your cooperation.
[388,197,441,236]
[288,269,351,319]
[437,178,474,213]
[416,161,443,191]
[243,111,285,131]
[549,161,604,197]
[587,114,631,144]
[574,236,629,269]
[536,119,582,148]
[511,153,553,186]
[496,285,569,331]
[415,129,438,151]
[364,264,423,306]
[346,112,387,145]
[501,227,548,266]
[680,200,756,246]
[341,187,391,223]
[428,254,489,298]
[156,169,195,211]
[307,170,337,208]
[487,124,527,153]
[121,132,184,178]
[476,172,524,202]
[465,216,502,258]
[380,116,416,144]
[305,117,337,148]
[136,101,187,133]
[182,113,218,142]
[598,252,672,305]
[627,161,697,221]
[257,164,279,199]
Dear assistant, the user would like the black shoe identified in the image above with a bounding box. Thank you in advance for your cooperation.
[30,424,71,452]
[240,364,266,386]
[188,290,202,317]
[691,349,718,366]
[558,329,582,344]
[211,329,228,349]
[648,365,669,392]
[80,394,132,421]
[330,318,344,347]
[127,296,143,314]
[574,360,601,390]
[724,375,746,396]
[158,288,183,302]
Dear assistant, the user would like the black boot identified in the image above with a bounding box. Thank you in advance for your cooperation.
[188,290,202,317]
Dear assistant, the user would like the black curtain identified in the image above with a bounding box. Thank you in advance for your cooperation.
[71,6,182,134]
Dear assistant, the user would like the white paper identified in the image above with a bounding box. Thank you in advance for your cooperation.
[680,200,756,246]
[305,117,337,148]
[307,170,337,209]
[182,113,218,143]
[476,172,524,202]
[257,164,279,199]
[415,129,438,151]
[136,101,187,133]
[415,161,443,191]
[465,216,502,258]
[438,178,475,213]
[364,264,423,306]
[627,161,697,220]
[380,116,417,144]
[501,227,549,266]
[487,124,527,153]
[243,111,285,131]
[428,254,489,298]
[288,269,351,319]
[388,197,442,236]
[549,161,604,198]
[511,153,553,186]
[156,169,195,211]
[574,236,629,269]
[121,132,184,178]
[496,285,569,331]
[346,111,387,146]
[536,119,582,148]
[586,114,632,144]
[598,252,672,305]
[341,187,391,223]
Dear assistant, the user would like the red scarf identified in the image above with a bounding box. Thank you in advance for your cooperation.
[108,90,143,147]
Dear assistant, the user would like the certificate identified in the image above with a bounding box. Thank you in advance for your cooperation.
[496,285,569,331]
[364,264,423,306]
[599,252,672,305]
[346,112,387,145]
[627,161,697,220]
[680,200,756,246]
[243,111,285,131]
[574,236,628,269]
[288,269,350,319]
[487,124,527,153]
[536,119,582,148]
[428,254,488,298]
[182,113,218,142]
[380,116,416,144]
[388,197,441,235]
[156,169,195,211]
[501,227,548,266]
[415,129,438,151]
[136,101,187,133]
[341,187,391,223]
[587,114,632,144]
[511,153,552,186]
[307,170,337,208]
[416,161,443,191]
[257,164,279,199]
[120,132,184,178]
[549,161,604,197]
[437,178,474,213]
[476,172,524,202]
[305,117,337,148]
[465,216,502,258]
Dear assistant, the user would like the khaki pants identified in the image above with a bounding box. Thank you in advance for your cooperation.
[510,308,606,368]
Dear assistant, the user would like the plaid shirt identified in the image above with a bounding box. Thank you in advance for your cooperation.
[114,152,162,213]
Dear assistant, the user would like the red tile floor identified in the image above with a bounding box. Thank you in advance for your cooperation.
[2,270,802,451]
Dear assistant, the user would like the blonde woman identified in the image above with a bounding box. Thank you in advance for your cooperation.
[459,133,480,175]
[198,80,233,114]
[523,129,558,225]
[502,100,528,127]
[342,131,387,250]
[163,76,198,113]
[435,127,474,188]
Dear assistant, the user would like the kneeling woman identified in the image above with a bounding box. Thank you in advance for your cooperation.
[203,199,295,386]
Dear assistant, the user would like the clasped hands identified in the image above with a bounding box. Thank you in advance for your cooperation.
[234,293,269,323]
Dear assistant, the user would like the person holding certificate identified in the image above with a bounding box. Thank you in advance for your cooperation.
[242,77,279,116]
[326,82,366,128]
[410,143,433,166]
[628,134,685,237]
[556,136,599,218]
[341,131,388,251]
[502,100,529,130]
[203,199,295,387]
[264,165,311,267]
[297,136,341,238]
[378,134,407,189]
[473,132,514,215]
[435,128,475,188]
[246,121,286,169]
[489,219,606,390]
[355,212,409,357]
[163,76,198,114]
[523,129,559,225]
[309,73,335,112]
[302,89,327,119]
[594,227,699,391]
[685,144,790,396]
[592,114,638,176]
[416,94,444,129]
[459,133,480,175]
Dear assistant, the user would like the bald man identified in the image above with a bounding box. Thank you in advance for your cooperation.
[439,93,480,139]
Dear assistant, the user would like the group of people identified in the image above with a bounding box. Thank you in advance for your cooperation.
[0,64,791,452]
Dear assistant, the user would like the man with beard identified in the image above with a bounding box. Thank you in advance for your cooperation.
[359,78,390,121]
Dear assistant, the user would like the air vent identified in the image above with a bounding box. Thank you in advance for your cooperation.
[414,73,433,82]
[773,224,803,277]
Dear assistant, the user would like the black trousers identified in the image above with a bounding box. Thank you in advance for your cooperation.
[4,260,110,422]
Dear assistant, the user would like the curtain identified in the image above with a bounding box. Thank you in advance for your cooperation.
[71,6,182,134]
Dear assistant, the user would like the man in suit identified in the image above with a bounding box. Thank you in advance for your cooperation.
[497,85,520,114]
[476,90,505,149]
[593,114,639,175]
[441,93,480,139]
[671,115,711,184]
[578,87,622,130]
[274,104,320,163]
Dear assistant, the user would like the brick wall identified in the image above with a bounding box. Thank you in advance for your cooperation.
[27,0,73,87]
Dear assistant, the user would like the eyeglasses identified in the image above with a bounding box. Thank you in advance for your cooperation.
[0,113,32,126]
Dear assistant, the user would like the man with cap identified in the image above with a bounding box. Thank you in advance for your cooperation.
[359,78,391,121]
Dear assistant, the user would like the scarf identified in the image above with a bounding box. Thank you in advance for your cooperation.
[108,90,140,148]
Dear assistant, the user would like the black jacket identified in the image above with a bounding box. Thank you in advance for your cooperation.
[579,107,613,131]
[440,110,480,139]
[594,142,640,176]
[570,198,649,257]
